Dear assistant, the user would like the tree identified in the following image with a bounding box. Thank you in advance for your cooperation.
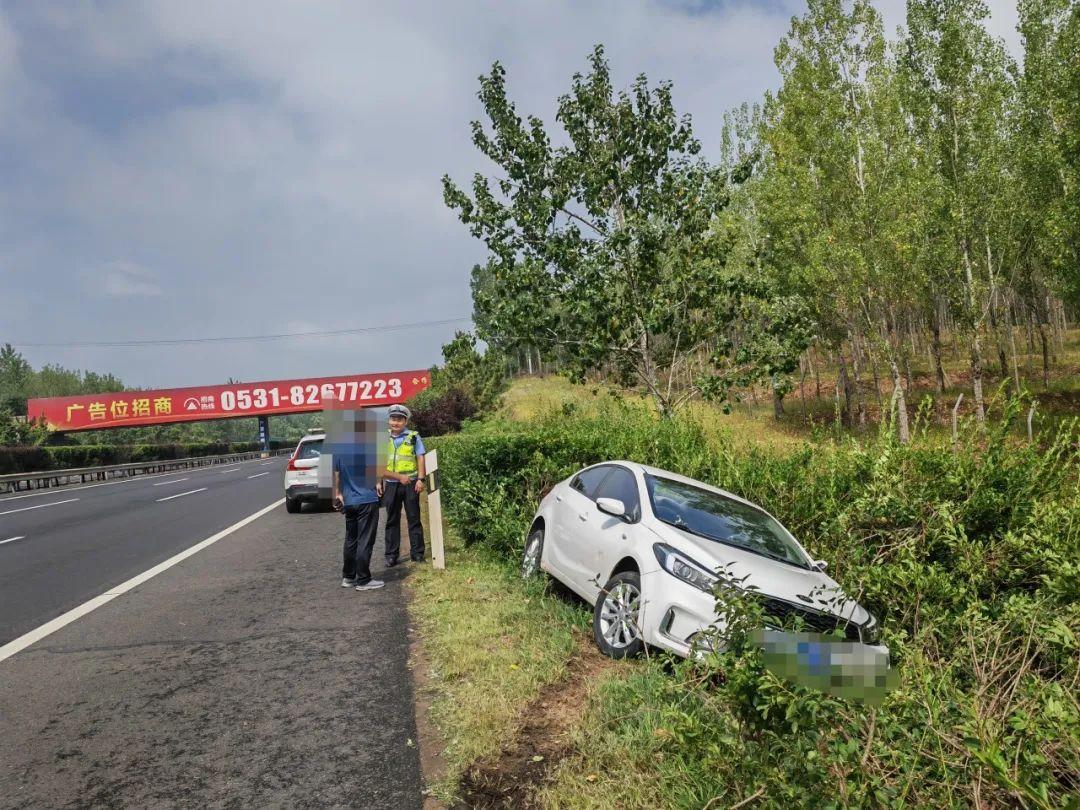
[0,344,33,414]
[904,0,1015,423]
[751,0,926,439]
[444,46,759,417]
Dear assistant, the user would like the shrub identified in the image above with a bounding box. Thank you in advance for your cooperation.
[408,387,478,437]
[436,400,1080,807]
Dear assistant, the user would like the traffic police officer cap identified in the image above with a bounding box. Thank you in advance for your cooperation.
[388,403,411,420]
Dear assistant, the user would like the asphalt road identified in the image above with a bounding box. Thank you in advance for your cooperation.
[0,456,289,645]
[0,463,424,808]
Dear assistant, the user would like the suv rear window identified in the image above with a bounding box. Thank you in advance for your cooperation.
[295,439,323,460]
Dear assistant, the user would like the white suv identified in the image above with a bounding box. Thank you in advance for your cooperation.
[284,430,327,513]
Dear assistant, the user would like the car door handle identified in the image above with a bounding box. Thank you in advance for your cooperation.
[578,513,588,521]
[555,495,563,502]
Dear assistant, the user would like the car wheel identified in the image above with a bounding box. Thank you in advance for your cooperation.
[285,496,300,514]
[593,571,645,659]
[521,528,544,579]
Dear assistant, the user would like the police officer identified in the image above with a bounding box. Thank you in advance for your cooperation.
[382,403,426,566]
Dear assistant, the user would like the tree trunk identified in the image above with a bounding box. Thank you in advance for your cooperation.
[812,350,821,401]
[988,297,1008,378]
[1005,301,1021,394]
[1038,322,1050,388]
[772,376,784,421]
[836,349,853,427]
[970,335,986,425]
[851,338,867,428]
[888,356,911,444]
[930,311,948,393]
[525,347,533,375]
[798,356,807,407]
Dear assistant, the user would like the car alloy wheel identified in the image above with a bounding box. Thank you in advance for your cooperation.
[593,571,645,658]
[521,529,543,579]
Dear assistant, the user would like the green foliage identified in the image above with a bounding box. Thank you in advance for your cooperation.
[437,401,1079,807]
[444,47,800,417]
[406,331,507,435]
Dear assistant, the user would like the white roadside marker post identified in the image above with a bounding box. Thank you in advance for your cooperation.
[425,448,446,570]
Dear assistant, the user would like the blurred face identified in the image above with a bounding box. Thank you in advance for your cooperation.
[389,414,407,433]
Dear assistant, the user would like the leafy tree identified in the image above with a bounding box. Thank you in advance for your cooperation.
[445,46,763,417]
[903,0,1015,422]
[0,343,32,414]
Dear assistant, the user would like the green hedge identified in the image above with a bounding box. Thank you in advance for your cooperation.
[0,440,291,474]
[434,400,1080,807]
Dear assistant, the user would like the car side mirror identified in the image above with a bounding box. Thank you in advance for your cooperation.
[596,497,627,520]
[813,560,828,572]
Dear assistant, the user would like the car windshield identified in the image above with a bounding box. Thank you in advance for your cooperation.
[645,474,811,569]
[296,439,323,460]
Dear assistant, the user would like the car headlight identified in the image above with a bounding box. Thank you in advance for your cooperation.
[653,543,719,593]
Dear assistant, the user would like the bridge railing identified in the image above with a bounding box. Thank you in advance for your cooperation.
[0,449,292,495]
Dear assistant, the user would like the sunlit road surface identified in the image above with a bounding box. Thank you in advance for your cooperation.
[0,457,287,645]
[0,464,423,808]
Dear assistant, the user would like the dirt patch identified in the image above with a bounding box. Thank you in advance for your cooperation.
[455,633,616,809]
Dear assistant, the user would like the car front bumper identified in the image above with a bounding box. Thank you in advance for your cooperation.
[640,570,892,668]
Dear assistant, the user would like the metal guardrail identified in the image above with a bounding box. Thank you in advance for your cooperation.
[0,449,292,494]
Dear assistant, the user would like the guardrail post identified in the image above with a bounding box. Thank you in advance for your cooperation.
[425,449,446,570]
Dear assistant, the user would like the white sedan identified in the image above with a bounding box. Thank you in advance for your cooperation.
[521,461,886,661]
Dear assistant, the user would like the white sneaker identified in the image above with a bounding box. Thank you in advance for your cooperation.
[355,579,385,591]
[342,578,357,587]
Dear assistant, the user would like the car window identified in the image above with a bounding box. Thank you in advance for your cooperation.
[296,439,323,460]
[570,466,612,500]
[645,474,811,569]
[594,466,641,521]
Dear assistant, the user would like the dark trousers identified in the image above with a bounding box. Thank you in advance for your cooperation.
[343,502,380,584]
[383,480,424,562]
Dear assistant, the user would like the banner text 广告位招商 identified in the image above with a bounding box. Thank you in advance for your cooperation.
[25,370,431,431]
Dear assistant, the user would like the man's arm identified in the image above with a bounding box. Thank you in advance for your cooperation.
[332,468,342,510]
[414,452,426,494]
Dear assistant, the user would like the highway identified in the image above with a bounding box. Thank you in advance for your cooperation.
[0,460,424,807]
[0,455,287,645]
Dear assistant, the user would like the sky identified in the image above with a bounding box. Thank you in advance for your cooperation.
[0,0,1020,389]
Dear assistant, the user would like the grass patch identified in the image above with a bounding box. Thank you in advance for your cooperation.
[407,533,587,803]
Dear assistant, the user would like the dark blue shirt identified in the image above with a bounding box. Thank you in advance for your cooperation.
[332,446,379,506]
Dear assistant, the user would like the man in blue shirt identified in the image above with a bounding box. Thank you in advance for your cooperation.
[331,414,385,591]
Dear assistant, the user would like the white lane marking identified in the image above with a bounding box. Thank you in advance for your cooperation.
[0,498,79,517]
[0,456,282,503]
[247,472,269,479]
[152,477,189,487]
[260,462,273,466]
[218,467,241,474]
[0,536,26,545]
[0,498,284,663]
[155,488,207,503]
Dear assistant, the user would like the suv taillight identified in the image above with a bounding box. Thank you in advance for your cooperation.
[286,456,300,471]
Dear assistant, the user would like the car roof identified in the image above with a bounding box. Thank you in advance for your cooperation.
[579,460,764,514]
[297,432,325,443]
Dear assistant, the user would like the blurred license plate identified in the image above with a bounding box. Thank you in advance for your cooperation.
[756,628,897,705]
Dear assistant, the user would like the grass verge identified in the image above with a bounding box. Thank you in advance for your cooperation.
[407,533,587,804]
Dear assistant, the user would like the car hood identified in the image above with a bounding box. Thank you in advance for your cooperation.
[647,522,870,625]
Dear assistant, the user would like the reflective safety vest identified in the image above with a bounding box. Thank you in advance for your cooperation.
[387,430,420,476]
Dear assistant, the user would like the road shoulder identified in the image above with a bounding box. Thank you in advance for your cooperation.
[0,503,424,809]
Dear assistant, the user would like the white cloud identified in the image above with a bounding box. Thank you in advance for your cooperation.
[0,0,1024,387]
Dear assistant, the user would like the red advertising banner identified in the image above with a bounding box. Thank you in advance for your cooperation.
[26,370,431,431]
